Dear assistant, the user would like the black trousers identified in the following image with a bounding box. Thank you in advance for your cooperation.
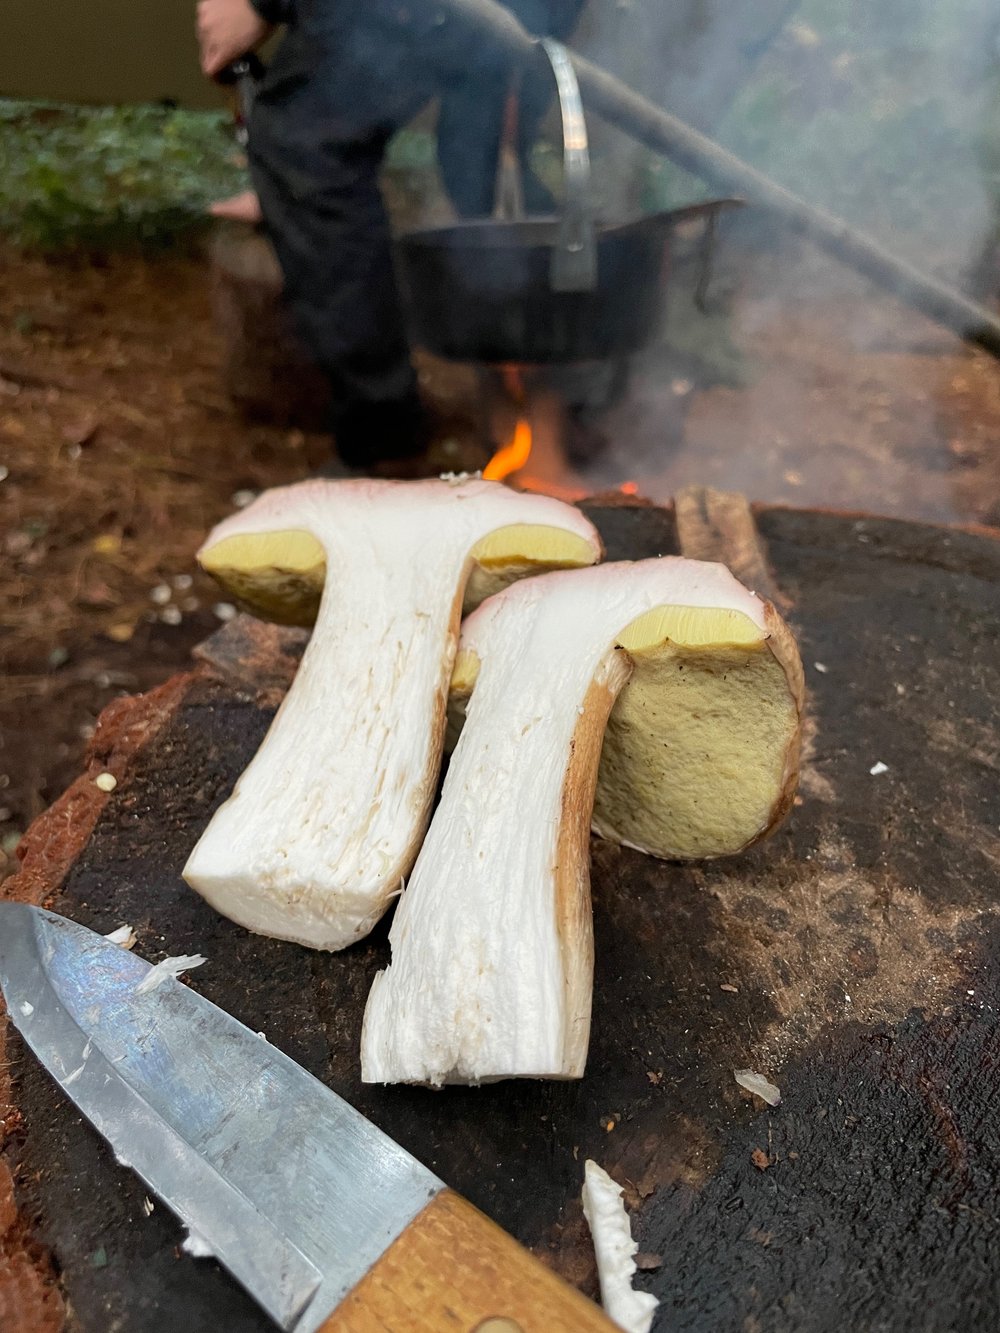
[247,0,583,465]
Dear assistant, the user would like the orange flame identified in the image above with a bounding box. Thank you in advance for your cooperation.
[483,418,533,482]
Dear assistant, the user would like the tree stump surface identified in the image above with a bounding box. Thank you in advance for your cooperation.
[3,497,1000,1332]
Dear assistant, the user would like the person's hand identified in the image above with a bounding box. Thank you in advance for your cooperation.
[209,190,264,223]
[196,0,271,79]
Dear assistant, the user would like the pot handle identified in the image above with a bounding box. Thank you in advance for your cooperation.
[538,38,598,293]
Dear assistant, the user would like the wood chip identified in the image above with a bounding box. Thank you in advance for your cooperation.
[634,1252,662,1271]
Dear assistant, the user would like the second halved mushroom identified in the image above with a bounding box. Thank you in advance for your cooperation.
[183,477,601,951]
[361,557,802,1085]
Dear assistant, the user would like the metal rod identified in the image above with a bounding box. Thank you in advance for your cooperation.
[429,0,1000,358]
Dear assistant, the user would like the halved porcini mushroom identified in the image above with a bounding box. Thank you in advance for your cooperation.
[362,557,802,1085]
[183,477,602,951]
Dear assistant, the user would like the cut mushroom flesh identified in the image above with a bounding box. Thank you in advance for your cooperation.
[361,557,802,1085]
[183,477,601,951]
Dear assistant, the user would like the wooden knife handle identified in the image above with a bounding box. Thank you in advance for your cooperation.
[320,1188,616,1332]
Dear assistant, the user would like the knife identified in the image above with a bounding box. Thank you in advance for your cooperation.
[0,905,614,1332]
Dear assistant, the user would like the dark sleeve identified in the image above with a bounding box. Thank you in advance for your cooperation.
[249,0,297,25]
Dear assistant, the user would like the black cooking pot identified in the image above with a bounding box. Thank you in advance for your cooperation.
[394,39,741,365]
[396,204,740,364]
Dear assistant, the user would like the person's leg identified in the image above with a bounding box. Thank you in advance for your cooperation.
[435,0,586,220]
[248,117,430,466]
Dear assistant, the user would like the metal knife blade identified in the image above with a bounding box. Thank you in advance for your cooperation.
[0,904,443,1332]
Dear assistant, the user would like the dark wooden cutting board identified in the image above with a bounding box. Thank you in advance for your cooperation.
[4,496,1000,1332]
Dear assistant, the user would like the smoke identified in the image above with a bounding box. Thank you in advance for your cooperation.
[549,0,1000,521]
[373,0,1000,521]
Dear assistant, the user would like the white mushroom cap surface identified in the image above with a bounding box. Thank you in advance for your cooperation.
[361,557,802,1084]
[183,477,601,951]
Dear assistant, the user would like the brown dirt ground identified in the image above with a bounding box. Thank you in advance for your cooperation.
[0,243,332,876]
[2,234,999,881]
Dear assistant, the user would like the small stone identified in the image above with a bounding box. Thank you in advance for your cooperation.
[160,606,182,626]
[213,602,237,622]
[751,1148,771,1171]
[150,584,171,605]
[869,761,889,776]
[813,662,828,674]
[0,465,8,482]
[720,983,739,993]
[172,573,193,590]
[94,772,117,793]
[231,489,256,509]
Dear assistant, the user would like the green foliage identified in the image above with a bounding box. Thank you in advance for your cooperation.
[383,127,438,173]
[0,100,247,255]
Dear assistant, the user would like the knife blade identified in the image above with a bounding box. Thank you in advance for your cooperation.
[0,904,614,1332]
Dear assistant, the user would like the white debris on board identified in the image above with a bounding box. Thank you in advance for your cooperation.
[870,761,889,776]
[63,1063,87,1087]
[94,772,118,793]
[581,1161,658,1333]
[180,1227,215,1259]
[734,1069,781,1106]
[135,954,207,995]
[19,1001,33,1017]
[105,924,137,949]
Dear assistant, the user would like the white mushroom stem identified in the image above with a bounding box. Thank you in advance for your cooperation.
[184,478,600,952]
[362,557,790,1085]
[581,1161,659,1333]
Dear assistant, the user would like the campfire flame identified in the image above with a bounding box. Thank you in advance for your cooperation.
[483,418,533,481]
